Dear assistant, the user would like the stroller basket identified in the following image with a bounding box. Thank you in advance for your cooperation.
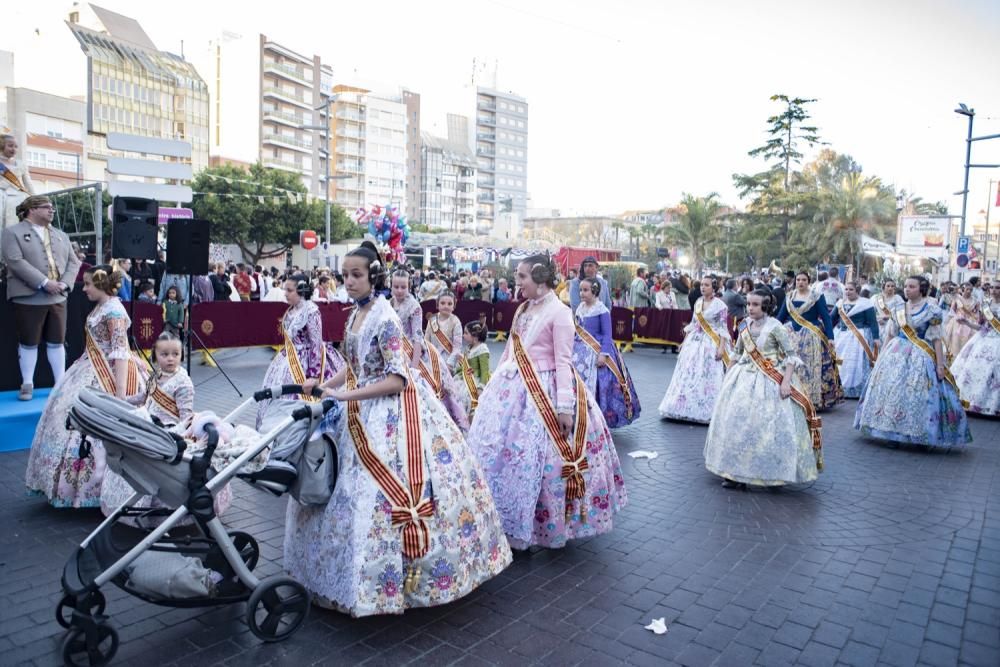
[55,384,336,666]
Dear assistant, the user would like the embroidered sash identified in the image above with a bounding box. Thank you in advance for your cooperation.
[510,329,590,514]
[575,322,601,355]
[740,325,823,468]
[345,364,433,560]
[86,329,140,396]
[695,299,731,366]
[402,337,443,398]
[787,294,839,365]
[148,380,180,419]
[459,355,480,412]
[0,163,29,193]
[282,325,325,402]
[430,317,454,354]
[838,303,876,364]
[985,304,1000,335]
[894,309,969,408]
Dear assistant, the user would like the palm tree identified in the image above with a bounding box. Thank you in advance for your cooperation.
[813,173,896,268]
[611,221,626,250]
[662,193,723,275]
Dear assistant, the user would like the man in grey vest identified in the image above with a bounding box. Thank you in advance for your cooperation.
[2,195,81,400]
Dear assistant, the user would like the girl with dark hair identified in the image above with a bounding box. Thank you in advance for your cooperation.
[286,249,511,616]
[943,282,983,359]
[951,282,1000,416]
[454,321,491,421]
[425,290,463,374]
[659,276,732,423]
[855,276,972,447]
[390,269,469,432]
[776,271,844,410]
[25,266,149,508]
[573,276,641,428]
[704,289,822,489]
[256,275,343,424]
[467,255,627,549]
[831,281,880,398]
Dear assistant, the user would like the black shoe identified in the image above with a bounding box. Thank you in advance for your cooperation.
[721,480,746,490]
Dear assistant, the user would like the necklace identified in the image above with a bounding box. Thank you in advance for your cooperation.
[355,292,374,309]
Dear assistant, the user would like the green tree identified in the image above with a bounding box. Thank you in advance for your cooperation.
[733,94,825,255]
[190,163,354,266]
[662,193,723,275]
[811,171,896,268]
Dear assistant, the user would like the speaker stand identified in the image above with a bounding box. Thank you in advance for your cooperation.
[185,274,242,397]
[127,262,154,373]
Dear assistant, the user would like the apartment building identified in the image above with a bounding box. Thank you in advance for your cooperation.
[419,130,476,232]
[66,4,209,179]
[2,87,86,193]
[258,36,333,198]
[474,87,528,230]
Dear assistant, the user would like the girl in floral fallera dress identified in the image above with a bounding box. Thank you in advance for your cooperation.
[390,270,469,433]
[704,290,822,489]
[658,277,732,423]
[285,246,511,617]
[572,277,640,428]
[467,255,627,549]
[25,266,148,508]
[855,276,972,447]
[943,284,983,360]
[951,283,1000,417]
[776,271,844,410]
[256,276,344,426]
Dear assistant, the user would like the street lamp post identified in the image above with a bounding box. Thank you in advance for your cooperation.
[954,103,1000,280]
[297,93,343,267]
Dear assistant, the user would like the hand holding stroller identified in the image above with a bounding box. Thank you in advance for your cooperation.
[56,384,338,667]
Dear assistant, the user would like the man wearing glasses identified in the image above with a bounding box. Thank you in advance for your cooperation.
[2,195,81,400]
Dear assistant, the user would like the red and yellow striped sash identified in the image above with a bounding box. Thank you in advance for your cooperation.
[149,383,180,419]
[985,304,1000,336]
[429,317,454,355]
[695,300,731,366]
[740,326,823,469]
[510,330,590,512]
[459,355,480,412]
[402,337,443,398]
[283,325,325,402]
[575,323,601,356]
[345,364,433,559]
[837,304,877,364]
[86,329,140,396]
[894,309,969,409]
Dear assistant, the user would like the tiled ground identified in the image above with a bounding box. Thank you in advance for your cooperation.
[2,343,998,666]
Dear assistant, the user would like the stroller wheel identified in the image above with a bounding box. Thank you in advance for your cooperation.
[61,624,118,667]
[246,576,310,643]
[231,531,260,571]
[56,591,106,629]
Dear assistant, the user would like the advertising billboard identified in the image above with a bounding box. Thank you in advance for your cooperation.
[897,216,950,258]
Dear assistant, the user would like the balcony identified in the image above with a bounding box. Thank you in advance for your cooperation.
[477,115,496,127]
[477,179,494,187]
[477,162,494,172]
[476,147,495,157]
[262,86,312,110]
[336,126,363,139]
[263,133,313,153]
[263,108,307,127]
[478,193,494,203]
[263,61,312,86]
[477,100,496,111]
[263,158,309,174]
[335,110,365,122]
[336,159,364,173]
[477,132,496,142]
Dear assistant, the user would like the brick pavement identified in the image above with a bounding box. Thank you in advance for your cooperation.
[1,343,998,666]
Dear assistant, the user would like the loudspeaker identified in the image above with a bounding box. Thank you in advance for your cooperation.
[166,218,210,275]
[111,196,159,260]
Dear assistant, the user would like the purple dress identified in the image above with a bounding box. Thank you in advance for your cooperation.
[393,295,469,434]
[573,302,641,428]
[257,300,343,425]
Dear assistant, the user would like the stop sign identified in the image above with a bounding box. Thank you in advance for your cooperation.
[300,230,319,250]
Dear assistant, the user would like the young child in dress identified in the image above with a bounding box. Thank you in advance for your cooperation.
[455,321,491,421]
[162,285,185,339]
[137,281,157,304]
[425,290,463,373]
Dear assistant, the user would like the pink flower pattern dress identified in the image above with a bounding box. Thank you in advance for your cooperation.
[283,296,511,616]
[25,298,147,508]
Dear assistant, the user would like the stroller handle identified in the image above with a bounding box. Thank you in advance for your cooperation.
[253,384,325,402]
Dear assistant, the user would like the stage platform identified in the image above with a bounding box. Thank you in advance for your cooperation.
[0,389,51,452]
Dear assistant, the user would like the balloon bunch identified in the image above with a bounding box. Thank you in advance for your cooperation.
[354,204,411,263]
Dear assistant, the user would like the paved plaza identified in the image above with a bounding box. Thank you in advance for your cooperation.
[1,342,998,666]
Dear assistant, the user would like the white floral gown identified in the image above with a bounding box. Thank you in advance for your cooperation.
[949,298,1000,417]
[25,298,147,508]
[703,317,819,486]
[658,296,732,423]
[283,296,511,617]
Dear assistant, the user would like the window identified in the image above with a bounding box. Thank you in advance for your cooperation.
[517,105,525,113]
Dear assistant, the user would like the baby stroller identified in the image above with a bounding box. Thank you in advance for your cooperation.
[56,384,337,667]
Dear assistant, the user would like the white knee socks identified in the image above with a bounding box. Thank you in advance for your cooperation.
[47,343,66,387]
[18,344,38,387]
